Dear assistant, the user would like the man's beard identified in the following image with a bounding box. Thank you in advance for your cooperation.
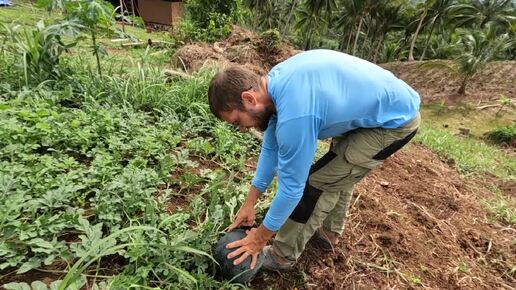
[249,106,274,132]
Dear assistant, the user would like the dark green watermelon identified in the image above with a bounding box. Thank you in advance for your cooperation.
[214,228,264,284]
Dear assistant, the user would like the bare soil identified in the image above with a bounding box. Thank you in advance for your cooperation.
[381,61,516,105]
[172,26,300,74]
[251,144,515,289]
[169,28,516,289]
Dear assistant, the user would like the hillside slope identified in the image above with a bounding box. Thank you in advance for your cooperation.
[253,145,515,289]
[381,61,516,104]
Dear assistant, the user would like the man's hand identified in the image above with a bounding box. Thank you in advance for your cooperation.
[226,225,275,269]
[227,202,256,232]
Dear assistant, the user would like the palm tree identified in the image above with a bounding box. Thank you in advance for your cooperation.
[419,24,513,95]
[337,0,384,56]
[245,0,271,12]
[282,0,301,37]
[351,0,372,56]
[337,0,363,53]
[245,0,271,28]
[304,0,336,18]
[419,0,456,60]
[370,4,405,62]
[295,0,335,50]
[452,0,516,29]
[295,5,320,50]
[255,1,284,30]
[408,0,432,61]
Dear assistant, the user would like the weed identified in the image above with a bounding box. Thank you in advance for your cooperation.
[409,275,422,285]
[485,124,515,145]
[483,191,515,226]
[456,261,470,274]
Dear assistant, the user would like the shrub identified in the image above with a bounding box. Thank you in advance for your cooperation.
[485,125,516,145]
[259,28,281,53]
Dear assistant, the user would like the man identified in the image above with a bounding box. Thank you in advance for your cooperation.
[207,49,420,271]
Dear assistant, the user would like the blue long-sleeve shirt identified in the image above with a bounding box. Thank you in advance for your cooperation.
[252,49,420,231]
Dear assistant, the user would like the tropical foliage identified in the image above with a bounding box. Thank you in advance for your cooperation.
[0,0,515,288]
[232,0,515,63]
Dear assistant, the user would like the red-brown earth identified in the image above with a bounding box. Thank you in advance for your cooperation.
[251,145,515,289]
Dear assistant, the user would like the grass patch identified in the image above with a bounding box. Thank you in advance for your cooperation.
[415,125,515,180]
[483,192,516,226]
[0,1,56,26]
[420,103,515,140]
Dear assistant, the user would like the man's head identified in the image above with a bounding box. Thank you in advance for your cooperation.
[208,66,274,132]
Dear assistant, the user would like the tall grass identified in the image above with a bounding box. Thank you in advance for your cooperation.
[415,125,515,180]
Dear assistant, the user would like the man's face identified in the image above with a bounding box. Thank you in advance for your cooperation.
[220,106,273,133]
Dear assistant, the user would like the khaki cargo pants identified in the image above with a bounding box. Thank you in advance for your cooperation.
[273,113,421,261]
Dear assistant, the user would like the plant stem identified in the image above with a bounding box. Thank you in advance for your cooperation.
[91,29,102,76]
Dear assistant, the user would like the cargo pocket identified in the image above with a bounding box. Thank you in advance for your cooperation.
[343,128,385,170]
[372,129,418,160]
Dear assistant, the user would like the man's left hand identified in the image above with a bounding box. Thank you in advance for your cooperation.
[226,225,274,269]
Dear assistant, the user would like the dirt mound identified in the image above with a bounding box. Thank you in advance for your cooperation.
[252,144,515,289]
[172,26,300,74]
[381,61,516,104]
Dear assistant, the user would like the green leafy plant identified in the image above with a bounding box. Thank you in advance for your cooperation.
[485,124,516,145]
[0,21,80,85]
[495,95,514,116]
[259,28,281,53]
[66,0,115,76]
[179,0,243,42]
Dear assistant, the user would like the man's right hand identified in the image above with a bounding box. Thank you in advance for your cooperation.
[227,202,256,232]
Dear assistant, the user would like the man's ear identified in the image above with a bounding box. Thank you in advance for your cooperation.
[241,91,256,106]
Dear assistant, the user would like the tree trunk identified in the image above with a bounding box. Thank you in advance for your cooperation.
[346,24,354,52]
[360,24,371,59]
[352,16,363,56]
[282,0,299,38]
[373,34,385,63]
[305,28,314,50]
[420,16,438,61]
[367,39,377,60]
[340,29,351,52]
[408,9,427,62]
[458,77,468,95]
[119,0,125,32]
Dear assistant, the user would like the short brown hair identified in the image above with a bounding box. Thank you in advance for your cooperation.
[208,65,261,118]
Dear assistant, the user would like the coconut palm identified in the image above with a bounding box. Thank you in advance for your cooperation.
[337,0,383,56]
[419,0,456,60]
[419,24,513,95]
[336,0,363,53]
[255,1,284,30]
[452,0,516,29]
[245,0,271,12]
[305,0,337,18]
[245,0,272,28]
[408,0,432,61]
[282,0,301,37]
[369,4,405,62]
[295,5,321,50]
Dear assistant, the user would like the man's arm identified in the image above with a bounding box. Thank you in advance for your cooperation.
[227,116,320,269]
[250,117,278,194]
[262,116,320,231]
[227,118,278,231]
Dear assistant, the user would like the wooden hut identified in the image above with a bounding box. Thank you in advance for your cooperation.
[137,0,183,27]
